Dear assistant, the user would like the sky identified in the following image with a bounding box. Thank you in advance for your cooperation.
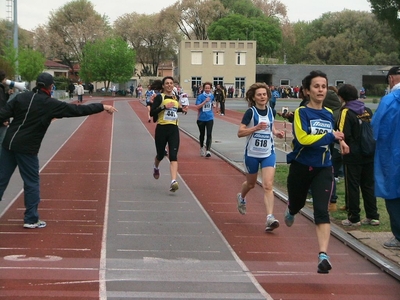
[0,0,372,31]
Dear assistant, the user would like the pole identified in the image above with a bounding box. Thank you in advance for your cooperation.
[13,0,19,81]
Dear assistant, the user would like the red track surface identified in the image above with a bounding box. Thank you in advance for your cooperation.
[132,100,400,300]
[0,97,399,299]
[0,100,114,299]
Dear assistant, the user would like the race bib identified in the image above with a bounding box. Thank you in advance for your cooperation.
[163,107,178,121]
[310,119,332,135]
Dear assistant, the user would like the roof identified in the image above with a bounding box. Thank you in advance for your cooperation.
[45,60,69,69]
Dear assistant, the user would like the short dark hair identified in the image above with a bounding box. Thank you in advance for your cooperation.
[337,84,358,102]
[202,82,212,90]
[302,70,328,90]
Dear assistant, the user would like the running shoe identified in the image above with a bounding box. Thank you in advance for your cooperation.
[153,167,160,179]
[383,237,400,250]
[361,218,380,226]
[265,215,280,232]
[205,151,211,158]
[284,207,295,227]
[23,220,47,229]
[341,219,361,226]
[200,147,205,157]
[236,193,246,215]
[170,180,179,192]
[317,253,332,274]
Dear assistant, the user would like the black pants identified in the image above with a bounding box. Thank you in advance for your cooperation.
[343,162,379,223]
[287,161,333,224]
[196,120,213,150]
[220,100,225,114]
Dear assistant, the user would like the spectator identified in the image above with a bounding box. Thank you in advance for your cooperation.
[372,66,400,250]
[0,72,117,229]
[337,84,379,226]
[77,82,84,103]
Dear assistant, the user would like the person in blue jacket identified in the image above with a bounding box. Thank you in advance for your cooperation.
[195,82,215,158]
[372,66,400,250]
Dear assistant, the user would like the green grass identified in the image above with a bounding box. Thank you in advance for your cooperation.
[274,163,390,232]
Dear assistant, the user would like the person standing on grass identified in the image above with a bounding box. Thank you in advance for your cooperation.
[150,76,188,192]
[336,84,379,227]
[236,82,284,232]
[284,71,349,274]
[195,82,215,158]
[0,73,117,229]
[372,66,400,250]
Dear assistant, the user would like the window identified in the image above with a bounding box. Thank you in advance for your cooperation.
[236,52,246,65]
[191,51,202,65]
[213,77,224,87]
[335,80,345,87]
[213,52,224,65]
[191,77,202,90]
[280,79,290,86]
[235,77,246,96]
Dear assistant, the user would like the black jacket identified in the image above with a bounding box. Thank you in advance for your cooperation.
[0,89,104,154]
[0,83,9,127]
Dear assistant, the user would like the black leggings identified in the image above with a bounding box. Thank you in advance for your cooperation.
[155,124,180,161]
[287,161,333,224]
[196,120,214,150]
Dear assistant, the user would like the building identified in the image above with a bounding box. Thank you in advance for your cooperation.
[256,64,389,92]
[44,60,69,78]
[178,40,257,96]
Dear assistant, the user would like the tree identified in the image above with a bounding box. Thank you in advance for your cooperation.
[18,48,46,86]
[79,37,135,90]
[208,14,282,57]
[33,0,111,71]
[283,10,400,65]
[369,0,400,38]
[114,12,179,77]
[161,0,228,40]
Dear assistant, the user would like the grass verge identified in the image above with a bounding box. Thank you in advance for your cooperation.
[274,163,390,232]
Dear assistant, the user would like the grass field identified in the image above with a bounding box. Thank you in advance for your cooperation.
[274,163,390,233]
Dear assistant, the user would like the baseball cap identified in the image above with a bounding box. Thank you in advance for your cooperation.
[386,66,400,84]
[36,72,54,87]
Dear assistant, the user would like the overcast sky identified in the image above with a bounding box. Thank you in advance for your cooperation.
[0,0,372,31]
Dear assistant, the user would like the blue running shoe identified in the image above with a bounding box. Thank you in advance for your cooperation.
[317,253,332,274]
[284,207,295,227]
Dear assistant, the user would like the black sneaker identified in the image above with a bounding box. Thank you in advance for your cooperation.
[317,253,332,274]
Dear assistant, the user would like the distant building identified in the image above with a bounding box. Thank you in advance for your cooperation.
[44,60,69,78]
[256,64,389,92]
[178,40,257,94]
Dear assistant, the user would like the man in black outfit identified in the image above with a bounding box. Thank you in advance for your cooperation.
[0,73,117,229]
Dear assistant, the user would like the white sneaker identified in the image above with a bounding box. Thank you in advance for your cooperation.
[200,147,206,157]
[23,220,46,229]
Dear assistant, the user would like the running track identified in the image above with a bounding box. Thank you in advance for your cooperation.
[0,96,398,299]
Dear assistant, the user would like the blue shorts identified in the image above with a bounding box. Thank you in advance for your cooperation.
[244,153,276,174]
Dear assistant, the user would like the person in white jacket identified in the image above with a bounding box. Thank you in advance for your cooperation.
[77,82,84,103]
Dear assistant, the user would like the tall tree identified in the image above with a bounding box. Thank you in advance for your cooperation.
[208,14,282,57]
[33,0,111,71]
[283,10,400,65]
[114,12,179,76]
[161,0,227,40]
[369,0,400,38]
[79,37,135,90]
